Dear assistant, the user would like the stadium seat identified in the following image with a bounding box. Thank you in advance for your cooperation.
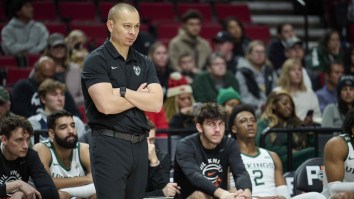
[139,2,177,24]
[283,171,295,197]
[99,2,115,21]
[244,25,271,44]
[0,56,18,68]
[0,23,5,42]
[0,1,8,22]
[69,23,109,42]
[7,68,33,85]
[44,22,68,35]
[78,104,87,124]
[177,3,213,22]
[27,54,41,67]
[200,23,221,40]
[59,2,96,23]
[293,157,324,195]
[156,23,179,40]
[32,1,57,21]
[215,4,251,24]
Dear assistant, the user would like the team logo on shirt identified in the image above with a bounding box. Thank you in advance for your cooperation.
[200,158,223,187]
[133,66,141,76]
[0,170,22,184]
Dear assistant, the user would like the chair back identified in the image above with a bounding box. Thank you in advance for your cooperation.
[293,157,324,194]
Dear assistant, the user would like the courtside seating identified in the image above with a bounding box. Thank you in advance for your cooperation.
[293,157,324,195]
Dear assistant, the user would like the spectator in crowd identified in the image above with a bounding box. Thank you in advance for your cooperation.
[322,108,354,199]
[65,29,89,69]
[216,87,241,130]
[236,40,277,116]
[213,31,238,74]
[344,44,354,75]
[145,109,169,131]
[307,30,344,72]
[0,86,14,122]
[43,33,83,106]
[221,16,250,57]
[11,56,80,118]
[322,75,354,128]
[316,61,344,113]
[144,120,180,198]
[193,53,239,103]
[1,0,48,56]
[33,110,96,199]
[176,53,200,84]
[267,23,296,70]
[163,72,195,129]
[283,36,313,90]
[0,115,59,199]
[132,31,156,56]
[148,41,174,99]
[27,79,86,142]
[257,90,316,171]
[216,87,241,121]
[229,104,325,199]
[168,9,212,70]
[174,102,252,199]
[276,58,322,124]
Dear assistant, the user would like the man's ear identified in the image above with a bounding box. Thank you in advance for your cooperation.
[48,129,55,139]
[107,20,113,33]
[40,95,46,105]
[196,123,203,133]
[1,135,7,145]
[231,125,237,134]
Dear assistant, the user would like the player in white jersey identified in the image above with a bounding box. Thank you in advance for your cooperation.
[228,104,325,199]
[33,110,96,199]
[322,108,354,199]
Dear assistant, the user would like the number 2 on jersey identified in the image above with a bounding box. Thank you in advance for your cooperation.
[252,170,265,186]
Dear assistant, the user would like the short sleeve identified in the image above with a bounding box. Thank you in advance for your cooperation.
[82,52,111,89]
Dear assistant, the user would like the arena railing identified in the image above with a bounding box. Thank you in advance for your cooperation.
[259,126,342,171]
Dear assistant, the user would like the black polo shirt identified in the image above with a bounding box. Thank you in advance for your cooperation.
[81,40,159,134]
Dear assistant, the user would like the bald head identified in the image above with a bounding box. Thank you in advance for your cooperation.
[35,56,55,84]
[108,3,139,22]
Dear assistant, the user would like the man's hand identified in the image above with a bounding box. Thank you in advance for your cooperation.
[162,183,180,197]
[137,83,148,93]
[10,191,25,199]
[18,181,42,199]
[58,190,71,199]
[147,142,158,165]
[223,189,252,199]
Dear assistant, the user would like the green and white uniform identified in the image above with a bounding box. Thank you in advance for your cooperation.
[42,140,85,178]
[230,147,276,197]
[322,134,354,197]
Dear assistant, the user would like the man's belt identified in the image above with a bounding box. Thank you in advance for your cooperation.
[93,129,148,143]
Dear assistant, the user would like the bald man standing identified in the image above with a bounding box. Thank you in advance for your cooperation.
[81,3,163,199]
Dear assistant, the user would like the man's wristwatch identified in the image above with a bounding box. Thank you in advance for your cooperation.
[120,87,126,98]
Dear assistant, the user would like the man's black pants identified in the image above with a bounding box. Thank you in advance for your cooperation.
[90,129,148,199]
